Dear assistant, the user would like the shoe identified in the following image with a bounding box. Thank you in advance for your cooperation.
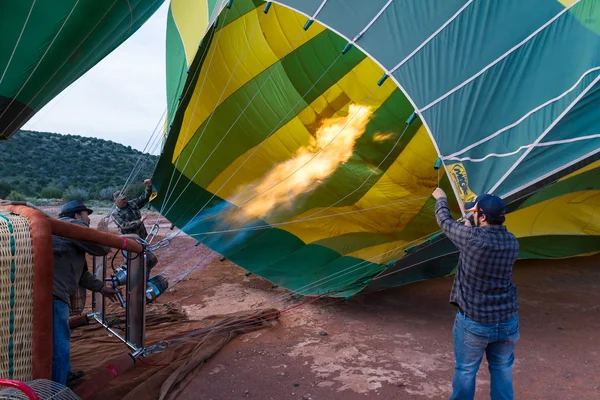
[66,370,85,388]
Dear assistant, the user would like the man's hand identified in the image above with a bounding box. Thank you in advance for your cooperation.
[100,286,119,303]
[97,217,109,233]
[141,215,147,223]
[458,217,472,227]
[144,179,152,188]
[432,187,447,200]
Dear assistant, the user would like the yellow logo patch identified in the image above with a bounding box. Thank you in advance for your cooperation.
[448,162,477,204]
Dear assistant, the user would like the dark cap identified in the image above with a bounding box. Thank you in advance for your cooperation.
[60,200,93,217]
[464,194,506,219]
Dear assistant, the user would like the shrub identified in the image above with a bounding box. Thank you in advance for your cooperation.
[40,186,63,199]
[6,191,26,201]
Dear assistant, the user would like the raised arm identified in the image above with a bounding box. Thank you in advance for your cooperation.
[432,189,473,250]
[133,179,153,209]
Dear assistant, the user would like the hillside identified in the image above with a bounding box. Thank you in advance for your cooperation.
[0,130,158,201]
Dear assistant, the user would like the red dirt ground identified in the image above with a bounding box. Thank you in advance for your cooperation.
[153,237,600,400]
[71,212,600,399]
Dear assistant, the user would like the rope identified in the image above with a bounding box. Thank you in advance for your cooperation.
[108,108,167,219]
[165,294,328,347]
[139,228,441,347]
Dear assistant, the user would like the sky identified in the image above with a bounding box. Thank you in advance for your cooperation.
[23,2,170,154]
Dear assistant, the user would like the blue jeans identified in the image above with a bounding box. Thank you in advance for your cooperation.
[52,298,71,385]
[450,311,519,400]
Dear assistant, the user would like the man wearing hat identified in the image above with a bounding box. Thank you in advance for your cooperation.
[432,188,519,400]
[52,200,118,386]
[112,179,153,238]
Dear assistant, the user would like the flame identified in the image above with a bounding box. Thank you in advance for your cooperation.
[228,104,374,223]
[373,133,394,143]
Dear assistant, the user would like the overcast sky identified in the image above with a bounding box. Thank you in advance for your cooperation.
[23,2,169,154]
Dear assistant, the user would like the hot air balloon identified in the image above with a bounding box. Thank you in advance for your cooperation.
[152,0,600,297]
[0,0,165,140]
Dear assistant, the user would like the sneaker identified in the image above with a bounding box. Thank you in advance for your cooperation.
[66,370,85,388]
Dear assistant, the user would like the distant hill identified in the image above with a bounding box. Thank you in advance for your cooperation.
[0,130,158,201]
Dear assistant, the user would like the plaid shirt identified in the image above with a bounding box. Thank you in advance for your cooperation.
[112,187,152,238]
[435,198,519,323]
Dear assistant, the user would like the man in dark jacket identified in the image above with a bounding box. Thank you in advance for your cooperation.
[432,188,519,400]
[52,200,117,386]
[112,179,153,238]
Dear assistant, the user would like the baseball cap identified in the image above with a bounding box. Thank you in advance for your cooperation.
[464,194,506,219]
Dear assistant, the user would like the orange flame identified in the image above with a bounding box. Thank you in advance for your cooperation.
[229,104,374,223]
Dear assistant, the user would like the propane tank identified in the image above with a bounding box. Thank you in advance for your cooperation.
[145,275,169,303]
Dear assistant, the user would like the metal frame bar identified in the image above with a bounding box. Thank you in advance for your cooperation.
[90,251,147,354]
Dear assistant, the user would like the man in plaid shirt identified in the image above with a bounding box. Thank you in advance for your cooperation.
[112,179,153,238]
[433,188,519,400]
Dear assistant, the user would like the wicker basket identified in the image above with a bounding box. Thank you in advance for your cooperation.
[0,206,54,381]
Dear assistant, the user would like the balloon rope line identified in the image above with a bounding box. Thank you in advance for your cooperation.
[114,1,216,222]
[117,9,219,227]
[108,108,167,219]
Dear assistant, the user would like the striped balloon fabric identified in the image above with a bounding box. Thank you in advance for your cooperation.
[153,0,600,296]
